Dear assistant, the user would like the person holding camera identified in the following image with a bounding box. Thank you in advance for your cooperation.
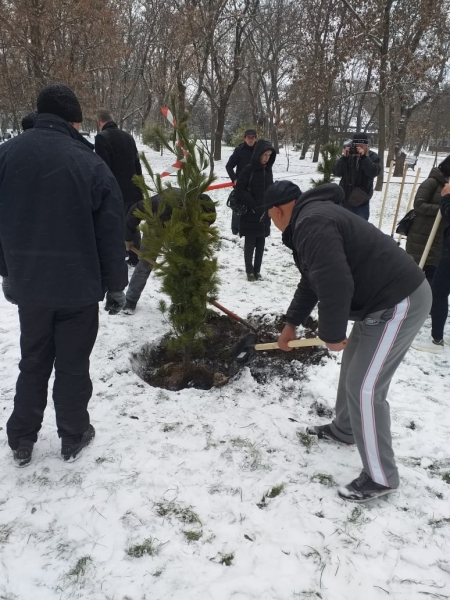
[332,132,381,220]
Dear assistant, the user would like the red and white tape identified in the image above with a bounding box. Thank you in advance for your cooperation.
[158,106,233,191]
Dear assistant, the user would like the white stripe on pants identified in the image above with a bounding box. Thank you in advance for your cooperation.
[360,298,409,486]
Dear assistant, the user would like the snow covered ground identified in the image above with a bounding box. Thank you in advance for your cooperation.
[0,141,449,600]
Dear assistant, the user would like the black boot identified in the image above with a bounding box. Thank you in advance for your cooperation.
[12,439,34,468]
[61,424,95,462]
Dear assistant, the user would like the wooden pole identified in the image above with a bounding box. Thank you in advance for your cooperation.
[396,167,421,243]
[390,164,408,236]
[378,160,394,230]
[419,212,442,269]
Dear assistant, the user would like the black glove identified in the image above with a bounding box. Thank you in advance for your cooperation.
[105,290,125,315]
[2,277,17,305]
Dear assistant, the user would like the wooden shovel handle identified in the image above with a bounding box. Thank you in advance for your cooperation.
[255,338,325,351]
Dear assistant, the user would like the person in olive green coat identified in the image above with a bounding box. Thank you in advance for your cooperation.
[406,156,450,283]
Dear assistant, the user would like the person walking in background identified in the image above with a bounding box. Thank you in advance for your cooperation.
[412,183,450,353]
[263,180,431,502]
[332,132,381,221]
[0,84,128,467]
[95,109,143,266]
[405,156,449,285]
[235,139,276,281]
[226,129,257,235]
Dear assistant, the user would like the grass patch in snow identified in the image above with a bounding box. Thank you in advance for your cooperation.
[222,436,267,471]
[183,530,203,542]
[347,506,364,524]
[429,517,450,528]
[67,556,92,580]
[257,483,285,508]
[0,525,12,543]
[311,472,336,487]
[155,502,202,526]
[442,472,450,484]
[126,537,161,558]
[296,430,315,453]
[161,421,181,432]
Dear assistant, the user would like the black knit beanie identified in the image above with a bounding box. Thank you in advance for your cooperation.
[37,84,83,122]
[264,180,301,210]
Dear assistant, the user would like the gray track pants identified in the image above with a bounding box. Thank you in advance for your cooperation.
[126,255,153,303]
[329,280,432,488]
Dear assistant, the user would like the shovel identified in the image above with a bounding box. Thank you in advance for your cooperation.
[234,333,325,365]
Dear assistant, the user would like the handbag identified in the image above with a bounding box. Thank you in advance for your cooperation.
[226,172,254,216]
[395,209,416,236]
[226,189,247,215]
[348,186,370,208]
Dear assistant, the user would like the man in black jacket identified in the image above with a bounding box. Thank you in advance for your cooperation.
[0,84,128,467]
[95,109,143,265]
[263,180,431,502]
[332,132,381,221]
[226,128,257,234]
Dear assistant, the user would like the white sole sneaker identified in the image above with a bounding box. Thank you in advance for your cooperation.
[411,341,444,354]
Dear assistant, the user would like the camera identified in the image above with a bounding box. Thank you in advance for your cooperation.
[349,143,359,155]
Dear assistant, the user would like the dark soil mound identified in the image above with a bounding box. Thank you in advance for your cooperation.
[131,312,328,391]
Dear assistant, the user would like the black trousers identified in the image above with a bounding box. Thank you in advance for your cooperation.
[7,304,99,450]
[244,234,265,274]
[430,255,450,340]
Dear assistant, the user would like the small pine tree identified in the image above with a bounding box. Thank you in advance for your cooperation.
[310,141,341,187]
[133,105,220,365]
[142,120,161,152]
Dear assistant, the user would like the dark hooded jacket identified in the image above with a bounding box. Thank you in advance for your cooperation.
[405,167,446,266]
[225,142,255,182]
[332,149,381,205]
[235,139,276,237]
[125,189,216,242]
[0,113,128,307]
[283,184,425,343]
[95,121,143,209]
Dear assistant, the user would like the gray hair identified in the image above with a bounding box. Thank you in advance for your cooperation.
[96,109,113,123]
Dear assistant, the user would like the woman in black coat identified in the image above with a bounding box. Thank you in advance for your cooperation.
[235,139,276,280]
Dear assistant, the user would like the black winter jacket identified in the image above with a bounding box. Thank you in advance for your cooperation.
[125,189,216,242]
[283,184,425,343]
[333,150,381,205]
[225,142,255,182]
[95,121,143,208]
[235,139,276,237]
[0,114,128,307]
[405,167,446,266]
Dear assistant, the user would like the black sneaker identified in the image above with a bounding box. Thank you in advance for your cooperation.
[306,424,355,446]
[12,439,34,468]
[122,299,137,315]
[247,273,256,282]
[338,470,396,503]
[61,425,95,462]
[254,273,262,281]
